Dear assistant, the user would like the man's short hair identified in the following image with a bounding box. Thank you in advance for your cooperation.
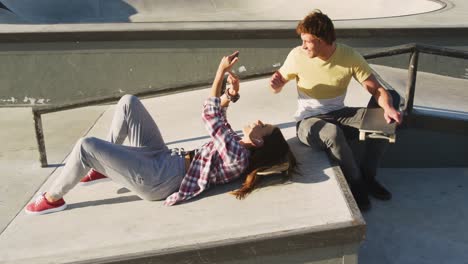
[296,10,336,45]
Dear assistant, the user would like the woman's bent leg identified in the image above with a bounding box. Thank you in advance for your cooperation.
[47,137,93,200]
[107,94,168,150]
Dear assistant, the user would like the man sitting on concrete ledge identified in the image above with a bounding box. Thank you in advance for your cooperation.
[25,52,296,215]
[270,10,402,211]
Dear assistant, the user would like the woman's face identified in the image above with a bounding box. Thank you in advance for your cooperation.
[242,120,275,146]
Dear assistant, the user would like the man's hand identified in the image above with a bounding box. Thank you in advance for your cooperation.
[384,107,402,124]
[270,71,287,93]
[362,74,403,125]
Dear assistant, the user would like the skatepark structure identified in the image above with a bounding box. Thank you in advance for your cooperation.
[0,0,445,23]
[0,1,467,263]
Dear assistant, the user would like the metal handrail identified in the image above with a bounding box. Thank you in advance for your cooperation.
[33,43,468,167]
[32,71,275,167]
[362,43,468,115]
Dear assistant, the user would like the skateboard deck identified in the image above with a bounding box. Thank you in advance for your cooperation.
[359,108,397,143]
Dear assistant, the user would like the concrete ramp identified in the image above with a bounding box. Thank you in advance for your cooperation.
[0,8,25,24]
[0,0,444,23]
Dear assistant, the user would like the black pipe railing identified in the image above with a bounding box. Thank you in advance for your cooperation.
[362,43,416,60]
[32,43,468,167]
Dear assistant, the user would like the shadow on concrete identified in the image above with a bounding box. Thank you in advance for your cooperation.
[360,168,468,264]
[66,195,141,210]
[165,135,212,146]
[290,169,330,184]
[45,163,65,168]
[0,2,10,11]
[286,137,331,184]
[117,187,131,194]
[179,175,289,205]
[159,168,330,205]
[0,0,137,24]
[191,169,330,204]
[115,178,283,204]
[166,121,297,146]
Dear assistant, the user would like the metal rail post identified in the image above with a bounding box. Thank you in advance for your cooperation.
[403,50,419,115]
[33,110,48,167]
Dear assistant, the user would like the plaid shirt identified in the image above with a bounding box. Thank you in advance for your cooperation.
[164,97,250,206]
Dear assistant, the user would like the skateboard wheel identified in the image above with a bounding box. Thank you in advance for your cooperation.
[359,132,365,141]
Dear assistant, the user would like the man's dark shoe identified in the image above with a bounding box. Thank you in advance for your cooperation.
[368,180,392,200]
[355,194,371,212]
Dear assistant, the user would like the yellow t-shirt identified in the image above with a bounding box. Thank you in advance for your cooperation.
[279,43,372,120]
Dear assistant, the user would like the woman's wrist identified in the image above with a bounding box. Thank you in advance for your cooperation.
[227,87,238,96]
[217,68,227,76]
[225,88,240,103]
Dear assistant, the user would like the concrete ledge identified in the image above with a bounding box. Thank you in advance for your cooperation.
[0,26,467,42]
[0,78,364,264]
[78,223,364,264]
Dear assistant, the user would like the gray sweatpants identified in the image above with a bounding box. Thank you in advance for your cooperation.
[297,107,388,197]
[48,95,186,201]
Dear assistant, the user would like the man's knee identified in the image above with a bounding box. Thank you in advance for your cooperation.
[297,119,345,149]
[297,118,321,147]
[322,125,345,148]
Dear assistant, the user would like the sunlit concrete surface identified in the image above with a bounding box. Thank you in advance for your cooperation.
[0,105,110,233]
[0,0,445,23]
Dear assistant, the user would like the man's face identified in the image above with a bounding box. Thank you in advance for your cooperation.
[300,33,321,58]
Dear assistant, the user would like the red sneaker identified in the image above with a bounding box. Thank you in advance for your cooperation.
[25,193,67,215]
[79,169,110,186]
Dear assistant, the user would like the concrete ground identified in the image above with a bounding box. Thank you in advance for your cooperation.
[0,105,109,233]
[361,168,468,264]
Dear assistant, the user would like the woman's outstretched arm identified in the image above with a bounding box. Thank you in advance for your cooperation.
[210,51,239,98]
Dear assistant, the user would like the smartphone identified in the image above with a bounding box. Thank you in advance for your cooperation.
[229,51,239,62]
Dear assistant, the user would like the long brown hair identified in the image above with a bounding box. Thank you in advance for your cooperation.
[231,128,297,199]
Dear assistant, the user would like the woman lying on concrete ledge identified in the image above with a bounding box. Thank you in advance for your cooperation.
[25,51,296,215]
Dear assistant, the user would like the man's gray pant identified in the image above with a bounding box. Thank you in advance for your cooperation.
[48,95,185,201]
[297,107,388,197]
